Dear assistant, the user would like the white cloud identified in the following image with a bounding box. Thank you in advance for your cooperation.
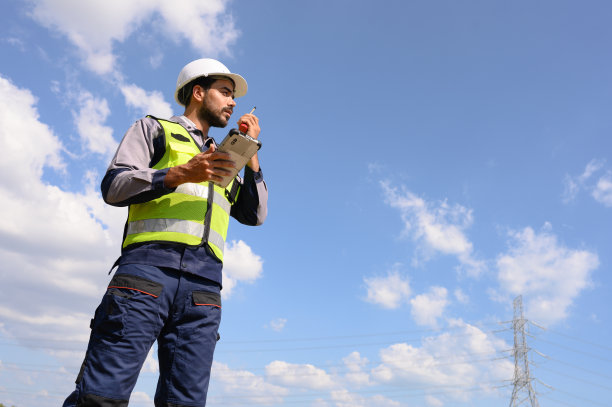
[142,346,159,373]
[0,306,91,333]
[266,318,288,332]
[364,269,411,309]
[410,286,449,328]
[28,0,238,75]
[342,352,371,387]
[222,239,264,299]
[211,358,401,407]
[4,36,26,51]
[496,225,599,325]
[131,391,154,404]
[120,83,173,119]
[454,288,469,304]
[382,183,485,276]
[329,389,368,407]
[563,159,612,207]
[0,76,64,188]
[371,319,512,402]
[426,395,444,407]
[0,76,126,342]
[149,54,164,69]
[73,90,117,156]
[211,362,289,405]
[330,389,401,407]
[266,361,336,390]
[155,1,239,56]
[29,0,146,74]
[592,172,612,207]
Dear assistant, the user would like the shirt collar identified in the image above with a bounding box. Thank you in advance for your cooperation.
[174,115,197,130]
[173,115,215,148]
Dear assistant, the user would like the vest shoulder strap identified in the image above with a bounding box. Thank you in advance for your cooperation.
[147,114,168,123]
[225,177,240,204]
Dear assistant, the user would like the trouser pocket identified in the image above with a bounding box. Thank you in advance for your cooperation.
[74,271,165,401]
[90,273,163,343]
[90,289,130,341]
[193,291,222,341]
[192,291,221,308]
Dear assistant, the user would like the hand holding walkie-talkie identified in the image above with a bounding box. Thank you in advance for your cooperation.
[239,106,257,134]
[215,106,261,187]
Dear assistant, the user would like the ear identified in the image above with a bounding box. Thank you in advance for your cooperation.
[192,84,206,104]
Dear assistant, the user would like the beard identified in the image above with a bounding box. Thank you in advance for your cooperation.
[197,97,230,128]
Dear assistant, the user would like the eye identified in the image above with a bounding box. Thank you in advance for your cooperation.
[219,87,234,98]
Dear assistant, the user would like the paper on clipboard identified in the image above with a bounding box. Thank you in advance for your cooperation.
[214,128,261,188]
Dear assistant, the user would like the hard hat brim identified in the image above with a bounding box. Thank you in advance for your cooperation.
[174,72,248,106]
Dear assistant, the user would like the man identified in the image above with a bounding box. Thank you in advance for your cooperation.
[63,58,268,407]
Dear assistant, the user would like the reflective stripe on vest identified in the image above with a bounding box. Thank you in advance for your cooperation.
[122,116,237,262]
[175,183,231,214]
[126,219,225,254]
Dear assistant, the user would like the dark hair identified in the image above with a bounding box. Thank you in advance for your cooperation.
[178,76,216,106]
[178,75,236,106]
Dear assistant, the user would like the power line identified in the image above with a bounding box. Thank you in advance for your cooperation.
[544,356,612,381]
[0,350,509,378]
[552,387,612,407]
[0,324,504,351]
[2,301,611,407]
[205,381,510,406]
[538,394,577,407]
[537,365,612,392]
[0,330,510,357]
[545,329,612,352]
[532,337,612,364]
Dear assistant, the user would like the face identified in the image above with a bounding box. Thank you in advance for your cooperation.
[196,78,236,128]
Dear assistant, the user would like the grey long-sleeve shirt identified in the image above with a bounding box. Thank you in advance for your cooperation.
[101,115,268,286]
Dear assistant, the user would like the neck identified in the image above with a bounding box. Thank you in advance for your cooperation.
[183,106,210,136]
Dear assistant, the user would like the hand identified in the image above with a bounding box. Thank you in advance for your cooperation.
[237,113,260,139]
[237,113,261,172]
[164,144,236,187]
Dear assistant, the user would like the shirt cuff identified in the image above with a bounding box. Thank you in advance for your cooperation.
[153,168,176,192]
[245,166,264,183]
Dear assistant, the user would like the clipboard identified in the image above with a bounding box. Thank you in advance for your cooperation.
[214,128,262,188]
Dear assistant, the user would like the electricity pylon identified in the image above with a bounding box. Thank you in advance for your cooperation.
[509,295,539,407]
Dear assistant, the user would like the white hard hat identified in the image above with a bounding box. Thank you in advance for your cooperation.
[175,58,248,105]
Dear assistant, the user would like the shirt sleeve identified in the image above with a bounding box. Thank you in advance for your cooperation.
[101,117,175,207]
[230,166,268,226]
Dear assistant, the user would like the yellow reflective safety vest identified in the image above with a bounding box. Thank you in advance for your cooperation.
[122,117,239,262]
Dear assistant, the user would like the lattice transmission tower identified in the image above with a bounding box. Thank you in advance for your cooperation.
[509,295,539,407]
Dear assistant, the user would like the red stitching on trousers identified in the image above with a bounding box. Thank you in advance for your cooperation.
[108,285,159,298]
[194,303,221,308]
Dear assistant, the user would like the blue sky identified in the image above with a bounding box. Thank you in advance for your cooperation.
[1,0,611,406]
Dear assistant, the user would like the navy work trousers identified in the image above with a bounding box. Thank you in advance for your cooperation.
[63,263,222,407]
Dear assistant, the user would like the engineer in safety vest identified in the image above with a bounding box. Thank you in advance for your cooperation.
[63,58,268,407]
